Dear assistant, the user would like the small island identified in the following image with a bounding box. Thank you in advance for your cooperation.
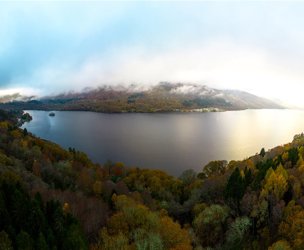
[49,112,55,117]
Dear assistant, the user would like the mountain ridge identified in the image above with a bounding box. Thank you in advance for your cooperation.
[0,82,283,112]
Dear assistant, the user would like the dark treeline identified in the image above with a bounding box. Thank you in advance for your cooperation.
[0,110,303,249]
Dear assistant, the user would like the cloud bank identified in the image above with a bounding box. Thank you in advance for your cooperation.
[1,2,304,107]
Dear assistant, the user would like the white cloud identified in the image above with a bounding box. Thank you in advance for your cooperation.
[14,39,303,107]
[0,87,41,97]
[1,1,304,108]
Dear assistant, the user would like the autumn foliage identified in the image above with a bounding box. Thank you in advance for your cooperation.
[1,111,304,249]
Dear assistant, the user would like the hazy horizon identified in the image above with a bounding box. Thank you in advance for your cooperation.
[1,1,304,107]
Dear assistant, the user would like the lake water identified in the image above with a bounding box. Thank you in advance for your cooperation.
[22,109,304,176]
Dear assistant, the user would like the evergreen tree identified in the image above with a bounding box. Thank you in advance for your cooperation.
[0,231,13,250]
[16,231,34,250]
[36,233,49,250]
[225,168,245,211]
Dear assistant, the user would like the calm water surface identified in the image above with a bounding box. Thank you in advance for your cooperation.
[22,109,304,176]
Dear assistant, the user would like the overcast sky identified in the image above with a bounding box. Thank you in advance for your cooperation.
[1,1,304,106]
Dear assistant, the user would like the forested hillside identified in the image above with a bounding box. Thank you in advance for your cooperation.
[0,83,282,113]
[1,110,304,249]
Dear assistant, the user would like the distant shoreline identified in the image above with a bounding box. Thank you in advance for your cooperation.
[21,107,287,115]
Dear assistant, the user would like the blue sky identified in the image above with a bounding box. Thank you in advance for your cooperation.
[1,1,304,106]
